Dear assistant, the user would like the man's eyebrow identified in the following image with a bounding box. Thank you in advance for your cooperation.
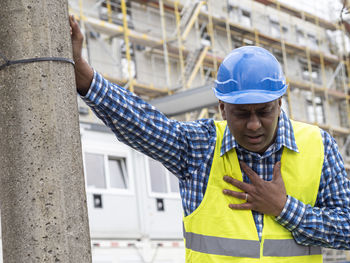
[234,108,250,112]
[258,105,273,110]
[236,105,273,112]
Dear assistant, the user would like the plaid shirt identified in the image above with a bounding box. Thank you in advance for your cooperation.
[83,70,350,249]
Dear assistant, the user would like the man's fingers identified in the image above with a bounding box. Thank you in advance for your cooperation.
[69,15,75,29]
[228,203,252,210]
[69,14,84,62]
[240,161,261,184]
[272,161,282,182]
[223,176,251,192]
[69,15,76,26]
[223,189,247,201]
[69,15,82,37]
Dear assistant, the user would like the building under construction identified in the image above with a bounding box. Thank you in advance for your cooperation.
[67,0,350,262]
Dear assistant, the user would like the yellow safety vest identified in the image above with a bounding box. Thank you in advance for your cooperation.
[183,120,324,262]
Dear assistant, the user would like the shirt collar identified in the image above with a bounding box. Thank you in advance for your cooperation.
[220,110,299,156]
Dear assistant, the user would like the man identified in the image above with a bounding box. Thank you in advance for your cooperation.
[70,15,350,262]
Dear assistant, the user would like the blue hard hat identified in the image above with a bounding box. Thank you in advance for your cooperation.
[213,46,287,104]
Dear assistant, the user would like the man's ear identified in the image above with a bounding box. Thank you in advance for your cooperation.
[278,98,282,113]
[219,100,227,120]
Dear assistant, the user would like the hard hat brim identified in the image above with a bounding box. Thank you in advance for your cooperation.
[213,84,288,104]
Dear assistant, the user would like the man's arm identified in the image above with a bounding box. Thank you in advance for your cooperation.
[69,15,217,179]
[276,130,350,249]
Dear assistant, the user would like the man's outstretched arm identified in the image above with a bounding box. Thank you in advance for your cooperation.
[68,15,216,182]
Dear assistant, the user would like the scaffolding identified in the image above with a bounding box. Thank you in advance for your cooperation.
[70,0,350,174]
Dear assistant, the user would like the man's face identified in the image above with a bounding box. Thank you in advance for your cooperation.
[219,99,282,154]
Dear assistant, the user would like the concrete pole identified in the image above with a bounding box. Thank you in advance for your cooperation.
[0,1,92,262]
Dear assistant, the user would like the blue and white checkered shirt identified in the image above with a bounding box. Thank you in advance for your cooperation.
[83,70,350,249]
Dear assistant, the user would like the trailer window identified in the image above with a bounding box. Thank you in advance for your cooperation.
[149,158,167,193]
[108,157,129,189]
[148,158,180,194]
[85,153,106,189]
[169,172,180,193]
[84,152,131,191]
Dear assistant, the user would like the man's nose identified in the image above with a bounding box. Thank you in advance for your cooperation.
[247,113,261,131]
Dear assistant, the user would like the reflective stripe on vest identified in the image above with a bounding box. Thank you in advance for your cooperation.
[184,229,321,258]
[263,239,321,257]
[184,230,260,258]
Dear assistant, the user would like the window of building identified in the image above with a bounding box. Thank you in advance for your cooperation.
[243,38,254,46]
[120,39,134,56]
[300,60,321,84]
[296,29,319,49]
[335,135,350,161]
[227,1,237,22]
[334,63,348,91]
[99,0,132,26]
[306,92,325,124]
[270,18,288,39]
[307,34,319,50]
[121,58,136,79]
[226,5,251,28]
[344,136,350,157]
[240,9,251,28]
[296,28,306,45]
[270,20,281,38]
[227,2,248,28]
[231,36,241,49]
[339,101,349,128]
[120,40,136,79]
[148,158,179,195]
[84,152,130,191]
[200,23,211,43]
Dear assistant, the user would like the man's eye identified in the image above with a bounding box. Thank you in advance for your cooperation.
[258,111,271,116]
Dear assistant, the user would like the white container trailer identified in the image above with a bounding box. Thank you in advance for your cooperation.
[80,123,185,263]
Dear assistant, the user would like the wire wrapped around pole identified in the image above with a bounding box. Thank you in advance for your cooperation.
[0,53,74,70]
